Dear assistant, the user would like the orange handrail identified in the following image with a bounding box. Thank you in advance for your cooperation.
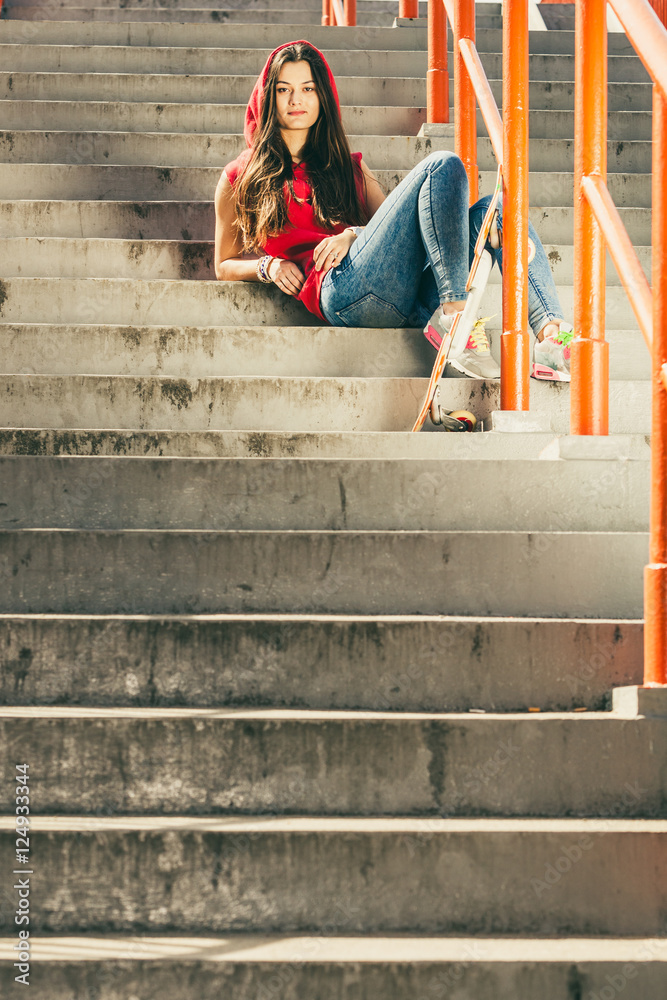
[453,0,478,203]
[650,0,667,26]
[322,0,355,26]
[427,0,449,123]
[500,0,531,411]
[458,38,503,164]
[647,82,667,686]
[399,0,420,16]
[430,0,530,409]
[580,175,652,349]
[575,0,667,687]
[573,0,609,436]
[612,0,667,92]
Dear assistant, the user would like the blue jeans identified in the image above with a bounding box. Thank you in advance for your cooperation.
[320,150,564,335]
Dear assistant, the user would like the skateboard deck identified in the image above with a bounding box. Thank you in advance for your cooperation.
[412,165,503,433]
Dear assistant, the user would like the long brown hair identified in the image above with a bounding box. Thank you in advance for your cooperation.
[234,42,368,250]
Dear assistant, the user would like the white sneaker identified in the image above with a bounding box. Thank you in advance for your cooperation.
[447,318,501,380]
[424,309,500,380]
[423,304,457,351]
[532,323,574,381]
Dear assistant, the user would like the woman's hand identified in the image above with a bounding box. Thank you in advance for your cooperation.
[313,231,357,273]
[269,257,305,296]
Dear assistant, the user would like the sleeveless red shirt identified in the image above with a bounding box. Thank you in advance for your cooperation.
[224,149,367,322]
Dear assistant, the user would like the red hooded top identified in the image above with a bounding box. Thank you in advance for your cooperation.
[223,40,368,322]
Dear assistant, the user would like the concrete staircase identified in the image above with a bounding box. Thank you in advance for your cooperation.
[0,1,665,995]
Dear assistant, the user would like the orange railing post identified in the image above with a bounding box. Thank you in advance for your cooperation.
[500,0,530,410]
[650,0,667,27]
[576,0,667,687]
[344,0,357,26]
[322,0,330,26]
[644,84,667,686]
[454,0,478,202]
[427,0,449,122]
[572,0,610,435]
[400,0,420,16]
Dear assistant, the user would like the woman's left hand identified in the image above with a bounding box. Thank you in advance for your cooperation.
[313,231,356,273]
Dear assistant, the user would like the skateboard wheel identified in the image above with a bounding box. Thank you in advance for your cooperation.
[448,409,477,432]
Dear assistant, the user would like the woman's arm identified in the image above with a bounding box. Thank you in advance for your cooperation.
[312,160,388,273]
[360,159,386,218]
[214,169,305,295]
[214,170,261,281]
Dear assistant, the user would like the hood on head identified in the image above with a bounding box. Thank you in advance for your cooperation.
[244,39,341,147]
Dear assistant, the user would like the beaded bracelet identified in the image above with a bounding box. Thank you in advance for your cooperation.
[345,227,364,238]
[256,255,275,283]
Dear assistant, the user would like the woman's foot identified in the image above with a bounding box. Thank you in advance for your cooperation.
[424,306,501,380]
[532,321,574,382]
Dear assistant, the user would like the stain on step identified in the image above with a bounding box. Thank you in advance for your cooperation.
[160,380,193,410]
[179,242,213,280]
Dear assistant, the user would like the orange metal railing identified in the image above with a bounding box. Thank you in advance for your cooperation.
[431,0,531,410]
[323,0,419,27]
[322,0,356,26]
[575,0,667,687]
[650,0,667,26]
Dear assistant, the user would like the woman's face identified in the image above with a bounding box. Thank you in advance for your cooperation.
[274,60,321,136]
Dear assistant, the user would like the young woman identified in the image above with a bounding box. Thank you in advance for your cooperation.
[215,39,574,381]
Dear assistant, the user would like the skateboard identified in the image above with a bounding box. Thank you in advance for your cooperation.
[411,164,503,433]
[428,393,478,432]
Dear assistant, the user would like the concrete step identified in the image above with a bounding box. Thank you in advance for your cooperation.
[2,6,406,23]
[0,324,652,380]
[0,21,430,52]
[3,0,428,9]
[0,71,649,113]
[0,164,651,206]
[0,43,429,76]
[0,200,654,246]
[1,935,665,1000]
[0,428,651,459]
[538,3,575,31]
[0,455,649,531]
[0,199,220,240]
[0,706,664,816]
[0,131,650,173]
[0,815,664,934]
[0,99,650,142]
[0,527,647,616]
[0,20,640,59]
[0,369,654,435]
[0,275,649,334]
[0,613,643,711]
[0,236,216,279]
[3,0,427,9]
[476,14,502,30]
[0,99,427,135]
[0,237,653,286]
[0,43,649,84]
[0,70,429,106]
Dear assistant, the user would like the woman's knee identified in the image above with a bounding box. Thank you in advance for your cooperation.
[422,150,468,188]
[422,150,468,211]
